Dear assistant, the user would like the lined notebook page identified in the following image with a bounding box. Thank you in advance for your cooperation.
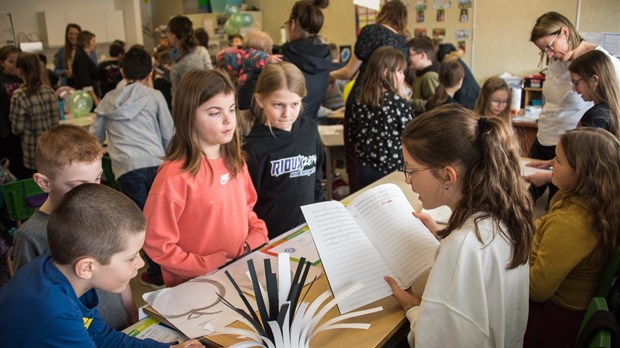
[301,201,398,314]
[348,184,439,287]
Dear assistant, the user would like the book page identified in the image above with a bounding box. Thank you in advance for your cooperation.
[301,201,398,314]
[347,184,439,287]
[519,159,551,177]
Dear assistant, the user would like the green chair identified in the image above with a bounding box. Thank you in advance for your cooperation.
[0,178,46,222]
[597,246,620,299]
[101,154,119,190]
[576,297,614,348]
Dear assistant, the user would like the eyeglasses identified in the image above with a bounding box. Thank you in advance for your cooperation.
[490,99,509,106]
[571,78,583,87]
[402,165,432,184]
[538,32,559,57]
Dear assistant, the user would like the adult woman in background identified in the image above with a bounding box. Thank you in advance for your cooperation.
[330,0,409,192]
[54,23,97,87]
[166,15,213,97]
[281,0,331,122]
[526,11,620,205]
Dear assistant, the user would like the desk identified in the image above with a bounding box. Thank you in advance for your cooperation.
[318,125,345,200]
[512,116,538,156]
[326,107,344,120]
[147,172,426,347]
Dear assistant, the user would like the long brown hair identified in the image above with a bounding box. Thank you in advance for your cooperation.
[401,104,534,269]
[426,59,464,110]
[530,12,583,66]
[475,77,512,122]
[569,50,620,138]
[63,23,81,71]
[167,70,244,180]
[167,15,199,61]
[357,46,407,108]
[16,53,45,97]
[554,128,620,263]
[376,0,408,36]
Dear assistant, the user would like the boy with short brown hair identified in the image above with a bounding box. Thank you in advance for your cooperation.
[11,124,136,329]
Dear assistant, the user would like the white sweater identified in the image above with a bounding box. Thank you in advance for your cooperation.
[406,216,529,348]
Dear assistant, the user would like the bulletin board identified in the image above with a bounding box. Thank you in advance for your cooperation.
[1,12,17,46]
[407,0,475,66]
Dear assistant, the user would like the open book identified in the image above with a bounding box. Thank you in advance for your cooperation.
[301,183,439,314]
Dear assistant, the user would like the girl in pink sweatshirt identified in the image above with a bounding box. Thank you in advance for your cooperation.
[143,69,268,287]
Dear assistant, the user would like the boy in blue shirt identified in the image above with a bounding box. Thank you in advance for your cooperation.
[0,184,202,348]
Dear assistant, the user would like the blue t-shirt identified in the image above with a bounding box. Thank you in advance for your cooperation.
[0,254,167,348]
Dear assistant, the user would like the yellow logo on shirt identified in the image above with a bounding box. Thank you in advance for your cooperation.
[83,317,93,329]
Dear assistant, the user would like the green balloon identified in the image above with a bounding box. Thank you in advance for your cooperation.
[225,4,240,15]
[67,90,93,117]
[241,13,254,27]
[230,13,244,27]
[223,20,240,36]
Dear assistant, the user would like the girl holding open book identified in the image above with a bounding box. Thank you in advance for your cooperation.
[385,104,534,347]
[524,128,620,347]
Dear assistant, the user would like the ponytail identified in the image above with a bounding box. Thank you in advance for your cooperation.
[427,60,464,111]
[402,105,534,269]
[167,15,199,61]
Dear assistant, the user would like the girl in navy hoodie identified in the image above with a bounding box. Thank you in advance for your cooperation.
[243,62,324,239]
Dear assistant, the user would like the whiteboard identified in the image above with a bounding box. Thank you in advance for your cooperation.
[1,12,17,46]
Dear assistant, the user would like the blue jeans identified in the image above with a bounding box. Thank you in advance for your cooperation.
[117,166,160,275]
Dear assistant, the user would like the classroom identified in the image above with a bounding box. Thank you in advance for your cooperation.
[1,0,620,347]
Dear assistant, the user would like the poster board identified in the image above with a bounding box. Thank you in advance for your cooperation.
[1,12,17,46]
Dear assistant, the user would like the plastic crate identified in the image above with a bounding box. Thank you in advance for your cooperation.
[0,179,47,222]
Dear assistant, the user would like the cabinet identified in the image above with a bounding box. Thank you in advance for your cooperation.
[38,11,126,48]
[523,87,543,107]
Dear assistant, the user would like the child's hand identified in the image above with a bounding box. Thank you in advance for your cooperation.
[170,339,204,347]
[412,211,439,236]
[267,54,283,64]
[525,171,552,187]
[526,160,552,169]
[384,276,421,312]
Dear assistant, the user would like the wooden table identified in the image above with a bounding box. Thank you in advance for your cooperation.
[512,115,538,156]
[60,112,95,129]
[205,171,427,347]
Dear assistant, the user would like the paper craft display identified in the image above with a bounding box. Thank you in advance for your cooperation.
[519,159,552,177]
[301,184,439,314]
[261,225,321,266]
[414,28,428,37]
[455,29,470,40]
[208,254,382,347]
[432,28,446,40]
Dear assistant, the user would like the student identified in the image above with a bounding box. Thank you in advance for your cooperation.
[526,50,620,190]
[219,31,281,110]
[243,62,324,239]
[91,47,173,289]
[37,53,59,88]
[436,43,480,110]
[166,15,213,97]
[10,53,60,174]
[528,11,620,205]
[194,28,209,49]
[524,128,620,347]
[385,105,534,347]
[281,0,332,122]
[143,70,268,287]
[229,34,243,48]
[11,124,138,330]
[408,36,440,114]
[153,48,173,110]
[98,40,126,98]
[72,30,100,105]
[0,184,203,347]
[330,0,409,192]
[54,23,97,87]
[569,49,620,137]
[426,59,464,111]
[475,77,512,123]
[349,46,413,187]
[0,45,28,180]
